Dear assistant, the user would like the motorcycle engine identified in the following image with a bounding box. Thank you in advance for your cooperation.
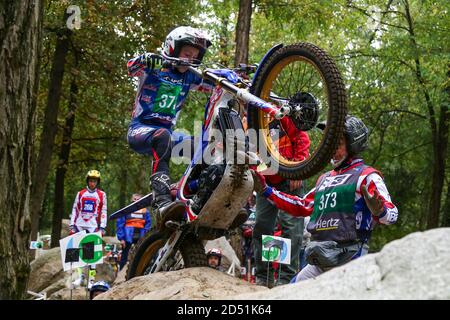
[191,164,226,214]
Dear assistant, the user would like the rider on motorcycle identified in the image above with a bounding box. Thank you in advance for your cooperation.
[126,26,214,223]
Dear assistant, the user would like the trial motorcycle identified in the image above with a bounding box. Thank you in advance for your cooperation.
[110,42,347,280]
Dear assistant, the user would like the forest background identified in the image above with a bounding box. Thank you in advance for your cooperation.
[1,0,449,299]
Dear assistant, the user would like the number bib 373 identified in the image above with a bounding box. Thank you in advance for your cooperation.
[307,164,369,242]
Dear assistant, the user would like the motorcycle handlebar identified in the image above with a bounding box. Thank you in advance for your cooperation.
[158,54,290,119]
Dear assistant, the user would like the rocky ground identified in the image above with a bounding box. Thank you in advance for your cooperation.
[27,237,118,300]
[27,228,450,300]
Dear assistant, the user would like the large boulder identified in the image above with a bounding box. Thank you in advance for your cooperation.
[96,267,268,300]
[28,247,65,293]
[233,228,450,300]
[113,265,128,286]
[48,287,89,300]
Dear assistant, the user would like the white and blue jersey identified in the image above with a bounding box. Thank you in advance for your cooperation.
[127,53,213,129]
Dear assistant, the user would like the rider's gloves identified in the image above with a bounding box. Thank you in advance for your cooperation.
[361,184,385,216]
[69,225,78,235]
[143,53,164,70]
[251,169,268,194]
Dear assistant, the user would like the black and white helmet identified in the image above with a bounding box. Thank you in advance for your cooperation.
[163,26,212,63]
[344,115,369,155]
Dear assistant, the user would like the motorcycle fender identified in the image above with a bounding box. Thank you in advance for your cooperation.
[250,43,284,93]
[193,164,254,230]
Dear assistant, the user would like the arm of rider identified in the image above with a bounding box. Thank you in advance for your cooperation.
[361,184,385,216]
[251,169,268,194]
[143,53,164,70]
[127,53,164,77]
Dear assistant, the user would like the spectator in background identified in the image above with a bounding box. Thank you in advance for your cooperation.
[116,193,151,270]
[70,170,107,287]
[252,116,310,287]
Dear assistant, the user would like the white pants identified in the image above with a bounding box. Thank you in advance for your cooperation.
[294,264,324,282]
[293,243,369,282]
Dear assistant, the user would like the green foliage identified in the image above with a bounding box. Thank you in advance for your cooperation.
[37,0,449,250]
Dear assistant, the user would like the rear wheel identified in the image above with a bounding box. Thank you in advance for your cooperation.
[126,231,207,280]
[249,42,347,180]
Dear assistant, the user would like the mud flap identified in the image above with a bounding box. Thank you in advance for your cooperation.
[193,164,254,230]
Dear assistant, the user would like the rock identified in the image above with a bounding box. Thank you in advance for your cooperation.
[96,267,268,300]
[61,219,71,238]
[49,287,89,300]
[28,247,65,293]
[28,241,117,299]
[95,263,116,284]
[233,228,450,300]
[113,265,128,286]
[41,278,67,297]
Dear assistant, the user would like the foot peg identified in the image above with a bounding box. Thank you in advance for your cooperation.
[165,220,182,230]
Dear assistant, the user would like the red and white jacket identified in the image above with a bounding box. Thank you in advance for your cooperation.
[265,116,310,186]
[262,159,398,235]
[70,187,107,233]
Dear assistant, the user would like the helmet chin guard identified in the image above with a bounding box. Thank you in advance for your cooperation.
[163,26,212,63]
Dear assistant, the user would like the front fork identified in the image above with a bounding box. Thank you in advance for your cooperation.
[149,228,185,273]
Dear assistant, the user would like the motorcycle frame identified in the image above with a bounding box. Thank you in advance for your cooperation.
[175,65,290,223]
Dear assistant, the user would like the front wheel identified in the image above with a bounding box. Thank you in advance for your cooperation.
[249,42,347,180]
[126,231,207,280]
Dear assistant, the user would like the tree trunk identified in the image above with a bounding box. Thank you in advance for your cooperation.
[30,13,72,250]
[218,14,230,66]
[0,0,44,299]
[403,1,449,229]
[430,67,450,227]
[426,70,450,228]
[442,182,450,227]
[234,0,253,67]
[51,68,79,248]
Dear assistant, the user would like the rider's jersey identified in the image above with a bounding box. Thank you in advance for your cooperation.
[70,187,107,232]
[127,53,213,129]
[261,158,398,242]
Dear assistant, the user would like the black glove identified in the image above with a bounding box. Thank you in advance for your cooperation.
[143,53,164,70]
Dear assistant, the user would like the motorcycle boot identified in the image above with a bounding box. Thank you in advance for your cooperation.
[150,172,184,228]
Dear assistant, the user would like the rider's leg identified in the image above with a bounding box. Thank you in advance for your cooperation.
[292,264,323,282]
[276,181,304,285]
[149,128,173,210]
[277,211,303,284]
[252,193,278,287]
[127,124,174,219]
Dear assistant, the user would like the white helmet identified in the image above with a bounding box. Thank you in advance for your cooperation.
[163,26,212,63]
